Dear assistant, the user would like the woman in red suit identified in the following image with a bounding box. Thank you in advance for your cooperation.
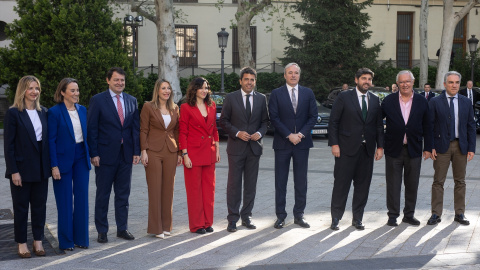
[179,77,220,234]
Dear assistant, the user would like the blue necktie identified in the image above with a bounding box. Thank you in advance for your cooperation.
[449,96,455,141]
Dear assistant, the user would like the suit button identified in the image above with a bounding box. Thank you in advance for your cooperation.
[208,136,211,138]
[201,136,204,139]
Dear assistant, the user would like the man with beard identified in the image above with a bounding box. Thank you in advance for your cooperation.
[328,68,384,230]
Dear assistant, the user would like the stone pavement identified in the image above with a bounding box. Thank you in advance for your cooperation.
[1,134,480,269]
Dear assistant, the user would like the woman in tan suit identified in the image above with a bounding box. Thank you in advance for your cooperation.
[140,79,182,239]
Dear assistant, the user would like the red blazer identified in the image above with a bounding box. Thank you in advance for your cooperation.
[179,102,219,166]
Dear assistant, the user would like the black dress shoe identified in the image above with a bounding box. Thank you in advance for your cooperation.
[402,216,420,226]
[330,218,339,230]
[427,214,441,225]
[294,217,310,228]
[75,244,88,249]
[117,230,135,240]
[242,219,256,229]
[227,221,237,232]
[387,218,398,226]
[205,226,214,233]
[273,219,285,229]
[97,233,108,243]
[62,247,74,251]
[454,214,470,225]
[352,220,365,230]
[195,228,206,234]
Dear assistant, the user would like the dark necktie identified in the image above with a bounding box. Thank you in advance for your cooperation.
[362,94,367,121]
[245,94,251,120]
[449,96,455,141]
[469,90,473,104]
[426,92,428,99]
[291,88,297,113]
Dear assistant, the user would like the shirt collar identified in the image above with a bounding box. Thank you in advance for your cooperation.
[241,89,254,96]
[286,84,299,91]
[109,89,123,98]
[446,92,458,99]
[356,87,368,97]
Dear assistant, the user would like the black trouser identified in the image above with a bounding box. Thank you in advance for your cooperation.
[10,179,48,243]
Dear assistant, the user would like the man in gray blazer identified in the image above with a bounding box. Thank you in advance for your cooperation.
[220,67,269,232]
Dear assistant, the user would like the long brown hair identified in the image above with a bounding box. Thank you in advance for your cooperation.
[185,77,212,107]
[54,78,78,103]
[12,75,42,111]
[151,78,176,111]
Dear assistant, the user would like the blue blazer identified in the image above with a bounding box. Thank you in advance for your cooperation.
[382,92,432,158]
[87,90,140,165]
[4,106,51,181]
[268,85,318,150]
[429,93,476,155]
[48,103,91,172]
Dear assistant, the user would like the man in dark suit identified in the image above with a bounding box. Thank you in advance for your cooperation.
[382,70,432,227]
[88,67,140,243]
[420,83,436,101]
[328,68,384,231]
[268,63,318,229]
[459,80,478,110]
[427,71,475,226]
[220,67,269,232]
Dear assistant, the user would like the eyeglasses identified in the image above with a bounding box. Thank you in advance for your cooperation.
[398,81,412,85]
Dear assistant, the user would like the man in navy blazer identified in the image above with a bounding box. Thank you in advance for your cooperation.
[420,83,435,101]
[88,67,140,243]
[328,68,384,230]
[427,71,475,226]
[382,70,432,227]
[268,63,318,229]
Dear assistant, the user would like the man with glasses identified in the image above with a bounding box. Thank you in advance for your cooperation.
[382,70,432,227]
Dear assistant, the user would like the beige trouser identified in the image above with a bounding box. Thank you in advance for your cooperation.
[431,140,467,216]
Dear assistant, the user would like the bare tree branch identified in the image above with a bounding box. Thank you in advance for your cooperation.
[128,0,157,22]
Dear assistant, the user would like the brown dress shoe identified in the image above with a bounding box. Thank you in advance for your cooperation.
[18,244,31,258]
[33,242,46,256]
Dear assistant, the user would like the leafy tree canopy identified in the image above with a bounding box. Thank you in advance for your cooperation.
[0,0,142,108]
[282,0,382,100]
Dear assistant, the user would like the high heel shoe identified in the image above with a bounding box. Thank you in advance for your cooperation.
[17,244,31,258]
[33,243,46,256]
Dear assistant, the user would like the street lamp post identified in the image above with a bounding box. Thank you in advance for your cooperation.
[124,15,144,74]
[217,28,229,93]
[467,35,479,83]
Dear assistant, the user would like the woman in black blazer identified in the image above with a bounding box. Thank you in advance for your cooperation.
[4,75,51,258]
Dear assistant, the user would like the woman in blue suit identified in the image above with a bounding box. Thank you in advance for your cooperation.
[48,78,91,250]
[4,75,50,258]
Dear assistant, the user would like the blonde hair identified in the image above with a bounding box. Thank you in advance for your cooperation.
[11,75,42,111]
[151,79,176,111]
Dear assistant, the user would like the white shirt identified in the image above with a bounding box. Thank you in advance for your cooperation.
[286,84,299,105]
[68,109,84,143]
[241,89,253,113]
[446,93,459,139]
[356,87,369,110]
[109,89,125,117]
[467,89,474,105]
[162,114,171,128]
[26,109,42,141]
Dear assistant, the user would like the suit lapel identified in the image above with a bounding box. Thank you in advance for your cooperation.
[39,109,48,151]
[280,86,295,115]
[407,94,418,124]
[349,90,363,121]
[192,104,208,130]
[252,91,262,121]
[105,91,122,126]
[76,104,88,140]
[234,90,248,120]
[19,109,39,151]
[151,105,167,129]
[60,102,75,140]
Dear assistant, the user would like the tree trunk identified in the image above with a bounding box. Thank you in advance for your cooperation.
[131,0,181,102]
[155,0,181,102]
[419,0,428,88]
[236,2,255,69]
[435,0,479,89]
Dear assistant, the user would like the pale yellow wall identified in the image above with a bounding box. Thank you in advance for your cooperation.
[0,0,17,49]
[116,2,274,69]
